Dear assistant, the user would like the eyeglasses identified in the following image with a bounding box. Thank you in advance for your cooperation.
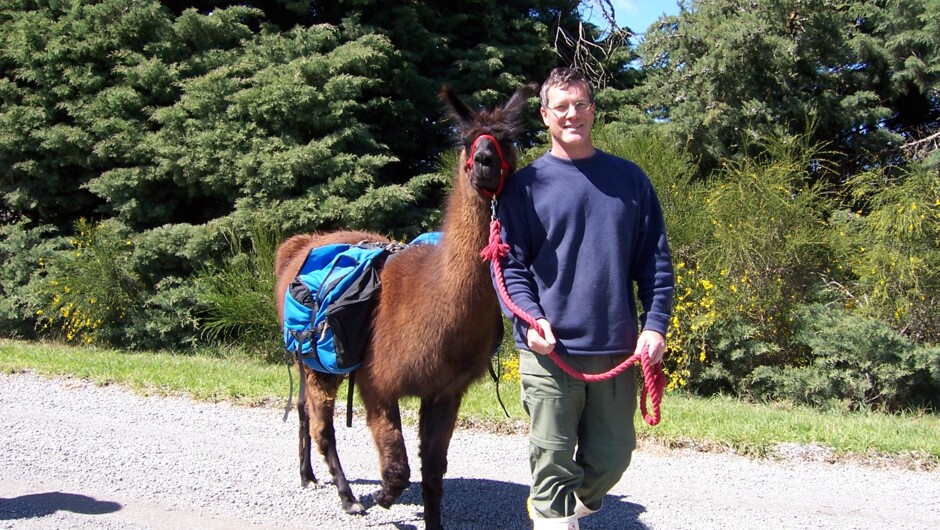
[544,101,594,116]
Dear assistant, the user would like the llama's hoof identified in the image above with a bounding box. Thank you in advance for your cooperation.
[300,477,318,488]
[342,501,367,515]
[371,488,396,509]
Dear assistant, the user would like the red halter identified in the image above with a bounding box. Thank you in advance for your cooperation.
[465,134,511,198]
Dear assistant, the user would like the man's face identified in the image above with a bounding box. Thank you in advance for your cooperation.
[540,81,595,159]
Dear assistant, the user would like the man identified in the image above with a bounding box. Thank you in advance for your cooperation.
[495,67,674,529]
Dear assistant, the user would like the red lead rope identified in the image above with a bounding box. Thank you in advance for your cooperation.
[480,216,666,426]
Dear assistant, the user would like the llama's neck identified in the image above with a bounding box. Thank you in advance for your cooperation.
[433,171,493,300]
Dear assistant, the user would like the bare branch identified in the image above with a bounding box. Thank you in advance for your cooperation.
[552,10,631,90]
[901,129,940,161]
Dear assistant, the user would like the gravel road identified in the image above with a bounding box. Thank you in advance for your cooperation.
[2,372,938,529]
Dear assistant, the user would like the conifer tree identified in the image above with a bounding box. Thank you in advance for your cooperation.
[638,0,940,176]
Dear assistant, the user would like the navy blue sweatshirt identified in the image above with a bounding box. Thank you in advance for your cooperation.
[494,150,674,356]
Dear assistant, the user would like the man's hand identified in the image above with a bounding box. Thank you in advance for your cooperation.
[526,318,556,355]
[635,329,667,364]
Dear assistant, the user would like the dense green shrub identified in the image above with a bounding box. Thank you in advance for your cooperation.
[32,218,210,350]
[746,304,940,412]
[692,319,780,397]
[0,219,61,339]
[122,275,203,351]
[117,220,250,350]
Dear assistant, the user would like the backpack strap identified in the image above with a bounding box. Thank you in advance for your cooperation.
[345,371,355,428]
[283,329,313,422]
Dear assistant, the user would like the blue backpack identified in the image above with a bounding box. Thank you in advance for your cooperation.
[282,233,441,374]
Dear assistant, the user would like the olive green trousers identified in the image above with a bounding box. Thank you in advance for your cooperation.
[519,350,638,518]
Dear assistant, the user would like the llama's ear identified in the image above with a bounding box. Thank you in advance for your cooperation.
[503,82,539,118]
[439,85,475,125]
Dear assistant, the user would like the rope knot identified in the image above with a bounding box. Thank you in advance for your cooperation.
[480,218,510,262]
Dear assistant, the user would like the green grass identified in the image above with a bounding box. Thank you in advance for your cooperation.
[0,339,286,405]
[636,394,940,461]
[3,339,938,466]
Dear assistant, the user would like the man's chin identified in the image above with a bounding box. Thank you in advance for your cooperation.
[560,134,590,147]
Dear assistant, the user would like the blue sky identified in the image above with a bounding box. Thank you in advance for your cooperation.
[584,0,682,34]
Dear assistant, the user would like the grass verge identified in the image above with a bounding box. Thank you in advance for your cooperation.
[0,339,285,405]
[2,339,937,468]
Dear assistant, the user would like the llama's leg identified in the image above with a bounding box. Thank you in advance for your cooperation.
[364,399,410,509]
[308,373,366,515]
[418,394,461,530]
[297,395,316,487]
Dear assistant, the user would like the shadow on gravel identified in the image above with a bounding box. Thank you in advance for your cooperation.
[346,478,649,529]
[436,478,651,529]
[0,491,122,520]
[581,494,650,530]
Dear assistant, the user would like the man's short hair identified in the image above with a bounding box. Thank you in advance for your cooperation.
[540,67,595,107]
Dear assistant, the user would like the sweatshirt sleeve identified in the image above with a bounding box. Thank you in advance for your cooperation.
[633,181,675,336]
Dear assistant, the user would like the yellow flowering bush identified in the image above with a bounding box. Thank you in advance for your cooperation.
[37,219,140,345]
[500,354,521,383]
[663,260,717,390]
[662,133,838,394]
[835,166,940,343]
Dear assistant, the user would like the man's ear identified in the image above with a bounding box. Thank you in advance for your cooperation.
[540,106,550,127]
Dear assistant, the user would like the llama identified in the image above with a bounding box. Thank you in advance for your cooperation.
[274,83,536,530]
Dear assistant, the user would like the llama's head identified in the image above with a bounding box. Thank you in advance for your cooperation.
[439,83,538,198]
